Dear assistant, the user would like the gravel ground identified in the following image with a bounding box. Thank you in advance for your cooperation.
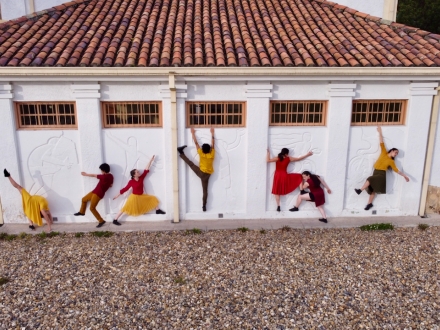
[0,227,439,329]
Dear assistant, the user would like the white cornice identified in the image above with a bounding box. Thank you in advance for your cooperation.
[0,67,439,82]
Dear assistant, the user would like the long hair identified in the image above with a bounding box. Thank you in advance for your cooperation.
[130,169,137,179]
[302,170,321,187]
[278,148,290,161]
[387,148,398,160]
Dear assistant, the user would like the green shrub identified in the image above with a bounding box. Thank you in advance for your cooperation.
[281,225,291,232]
[185,228,202,235]
[0,277,10,286]
[5,234,17,241]
[47,231,60,238]
[418,223,429,231]
[75,232,85,238]
[360,223,394,231]
[0,233,7,240]
[237,227,249,233]
[173,276,186,285]
[259,228,266,234]
[18,232,30,239]
[90,231,114,238]
[37,232,47,240]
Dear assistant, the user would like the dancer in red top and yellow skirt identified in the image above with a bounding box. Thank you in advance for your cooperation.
[289,171,331,223]
[354,126,410,211]
[4,168,54,232]
[113,155,165,222]
[267,147,313,211]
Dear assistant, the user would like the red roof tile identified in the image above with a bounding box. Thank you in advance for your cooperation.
[1,0,440,67]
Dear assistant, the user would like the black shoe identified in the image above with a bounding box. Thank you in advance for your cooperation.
[276,206,281,212]
[113,220,121,226]
[289,207,299,212]
[156,209,166,214]
[74,212,85,216]
[29,225,36,230]
[319,218,328,223]
[0,224,3,227]
[354,188,362,195]
[96,221,106,228]
[300,190,307,195]
[364,203,373,211]
[177,145,187,154]
[202,205,206,212]
[4,169,10,177]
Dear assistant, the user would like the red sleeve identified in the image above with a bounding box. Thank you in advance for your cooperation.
[109,174,114,185]
[140,170,149,180]
[97,174,104,180]
[120,180,132,194]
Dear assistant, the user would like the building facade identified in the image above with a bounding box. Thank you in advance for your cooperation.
[0,0,439,224]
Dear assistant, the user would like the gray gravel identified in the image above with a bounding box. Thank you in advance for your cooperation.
[0,227,439,329]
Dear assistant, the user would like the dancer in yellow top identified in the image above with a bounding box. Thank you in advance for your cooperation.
[354,126,410,210]
[4,169,54,232]
[177,127,215,212]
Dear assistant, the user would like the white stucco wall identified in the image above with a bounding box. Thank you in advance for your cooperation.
[335,0,384,18]
[0,0,66,20]
[0,78,438,225]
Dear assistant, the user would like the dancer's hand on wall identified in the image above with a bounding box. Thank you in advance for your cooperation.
[404,176,410,182]
[307,151,313,156]
[81,172,87,176]
[327,188,332,194]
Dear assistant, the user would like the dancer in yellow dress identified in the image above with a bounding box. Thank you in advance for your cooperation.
[113,155,165,221]
[4,169,54,232]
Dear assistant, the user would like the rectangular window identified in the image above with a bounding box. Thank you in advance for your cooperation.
[351,100,406,125]
[102,102,162,128]
[16,102,76,129]
[187,102,245,127]
[270,101,327,126]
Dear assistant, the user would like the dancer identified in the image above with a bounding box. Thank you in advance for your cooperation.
[354,126,410,210]
[4,169,54,232]
[74,163,114,228]
[267,147,313,211]
[177,127,215,212]
[289,171,331,223]
[113,155,165,221]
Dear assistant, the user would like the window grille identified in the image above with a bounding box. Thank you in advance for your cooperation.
[351,100,406,125]
[187,102,245,127]
[16,102,76,129]
[270,101,327,126]
[102,102,162,128]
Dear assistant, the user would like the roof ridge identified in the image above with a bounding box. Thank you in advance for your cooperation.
[311,0,440,40]
[0,0,93,31]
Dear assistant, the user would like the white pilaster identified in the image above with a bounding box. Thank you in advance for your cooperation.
[326,83,356,214]
[401,83,438,214]
[159,81,187,220]
[71,82,106,215]
[245,82,273,216]
[0,83,23,223]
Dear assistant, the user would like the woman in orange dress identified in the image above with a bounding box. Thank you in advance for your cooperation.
[267,148,313,211]
[4,169,54,232]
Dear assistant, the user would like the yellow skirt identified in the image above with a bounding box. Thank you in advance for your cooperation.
[21,189,49,226]
[121,194,159,216]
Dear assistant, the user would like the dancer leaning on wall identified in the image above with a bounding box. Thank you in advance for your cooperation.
[113,155,165,222]
[74,163,114,228]
[177,127,215,212]
[289,171,331,223]
[4,169,54,232]
[267,147,313,211]
[354,126,410,210]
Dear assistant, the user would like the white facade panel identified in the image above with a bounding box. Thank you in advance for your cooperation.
[13,82,74,101]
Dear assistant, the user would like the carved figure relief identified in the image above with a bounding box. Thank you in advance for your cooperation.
[28,133,79,197]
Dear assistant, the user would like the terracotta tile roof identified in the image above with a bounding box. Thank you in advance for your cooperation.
[1,0,440,67]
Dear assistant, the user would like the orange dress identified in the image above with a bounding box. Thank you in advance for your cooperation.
[271,157,302,195]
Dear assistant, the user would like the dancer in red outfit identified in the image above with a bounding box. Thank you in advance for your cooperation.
[289,171,331,223]
[267,147,313,211]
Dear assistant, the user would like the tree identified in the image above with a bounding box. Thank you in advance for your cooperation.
[396,0,440,34]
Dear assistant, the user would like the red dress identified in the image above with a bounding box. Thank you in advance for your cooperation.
[307,178,325,207]
[271,157,302,195]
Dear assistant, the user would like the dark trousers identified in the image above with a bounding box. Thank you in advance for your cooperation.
[180,153,211,207]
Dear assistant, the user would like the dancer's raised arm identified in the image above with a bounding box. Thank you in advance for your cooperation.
[210,127,215,150]
[146,155,155,170]
[289,151,313,162]
[266,148,278,163]
[81,171,98,178]
[377,126,384,143]
[191,128,200,149]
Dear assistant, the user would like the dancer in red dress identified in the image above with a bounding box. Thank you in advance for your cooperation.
[289,171,331,223]
[267,148,313,211]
